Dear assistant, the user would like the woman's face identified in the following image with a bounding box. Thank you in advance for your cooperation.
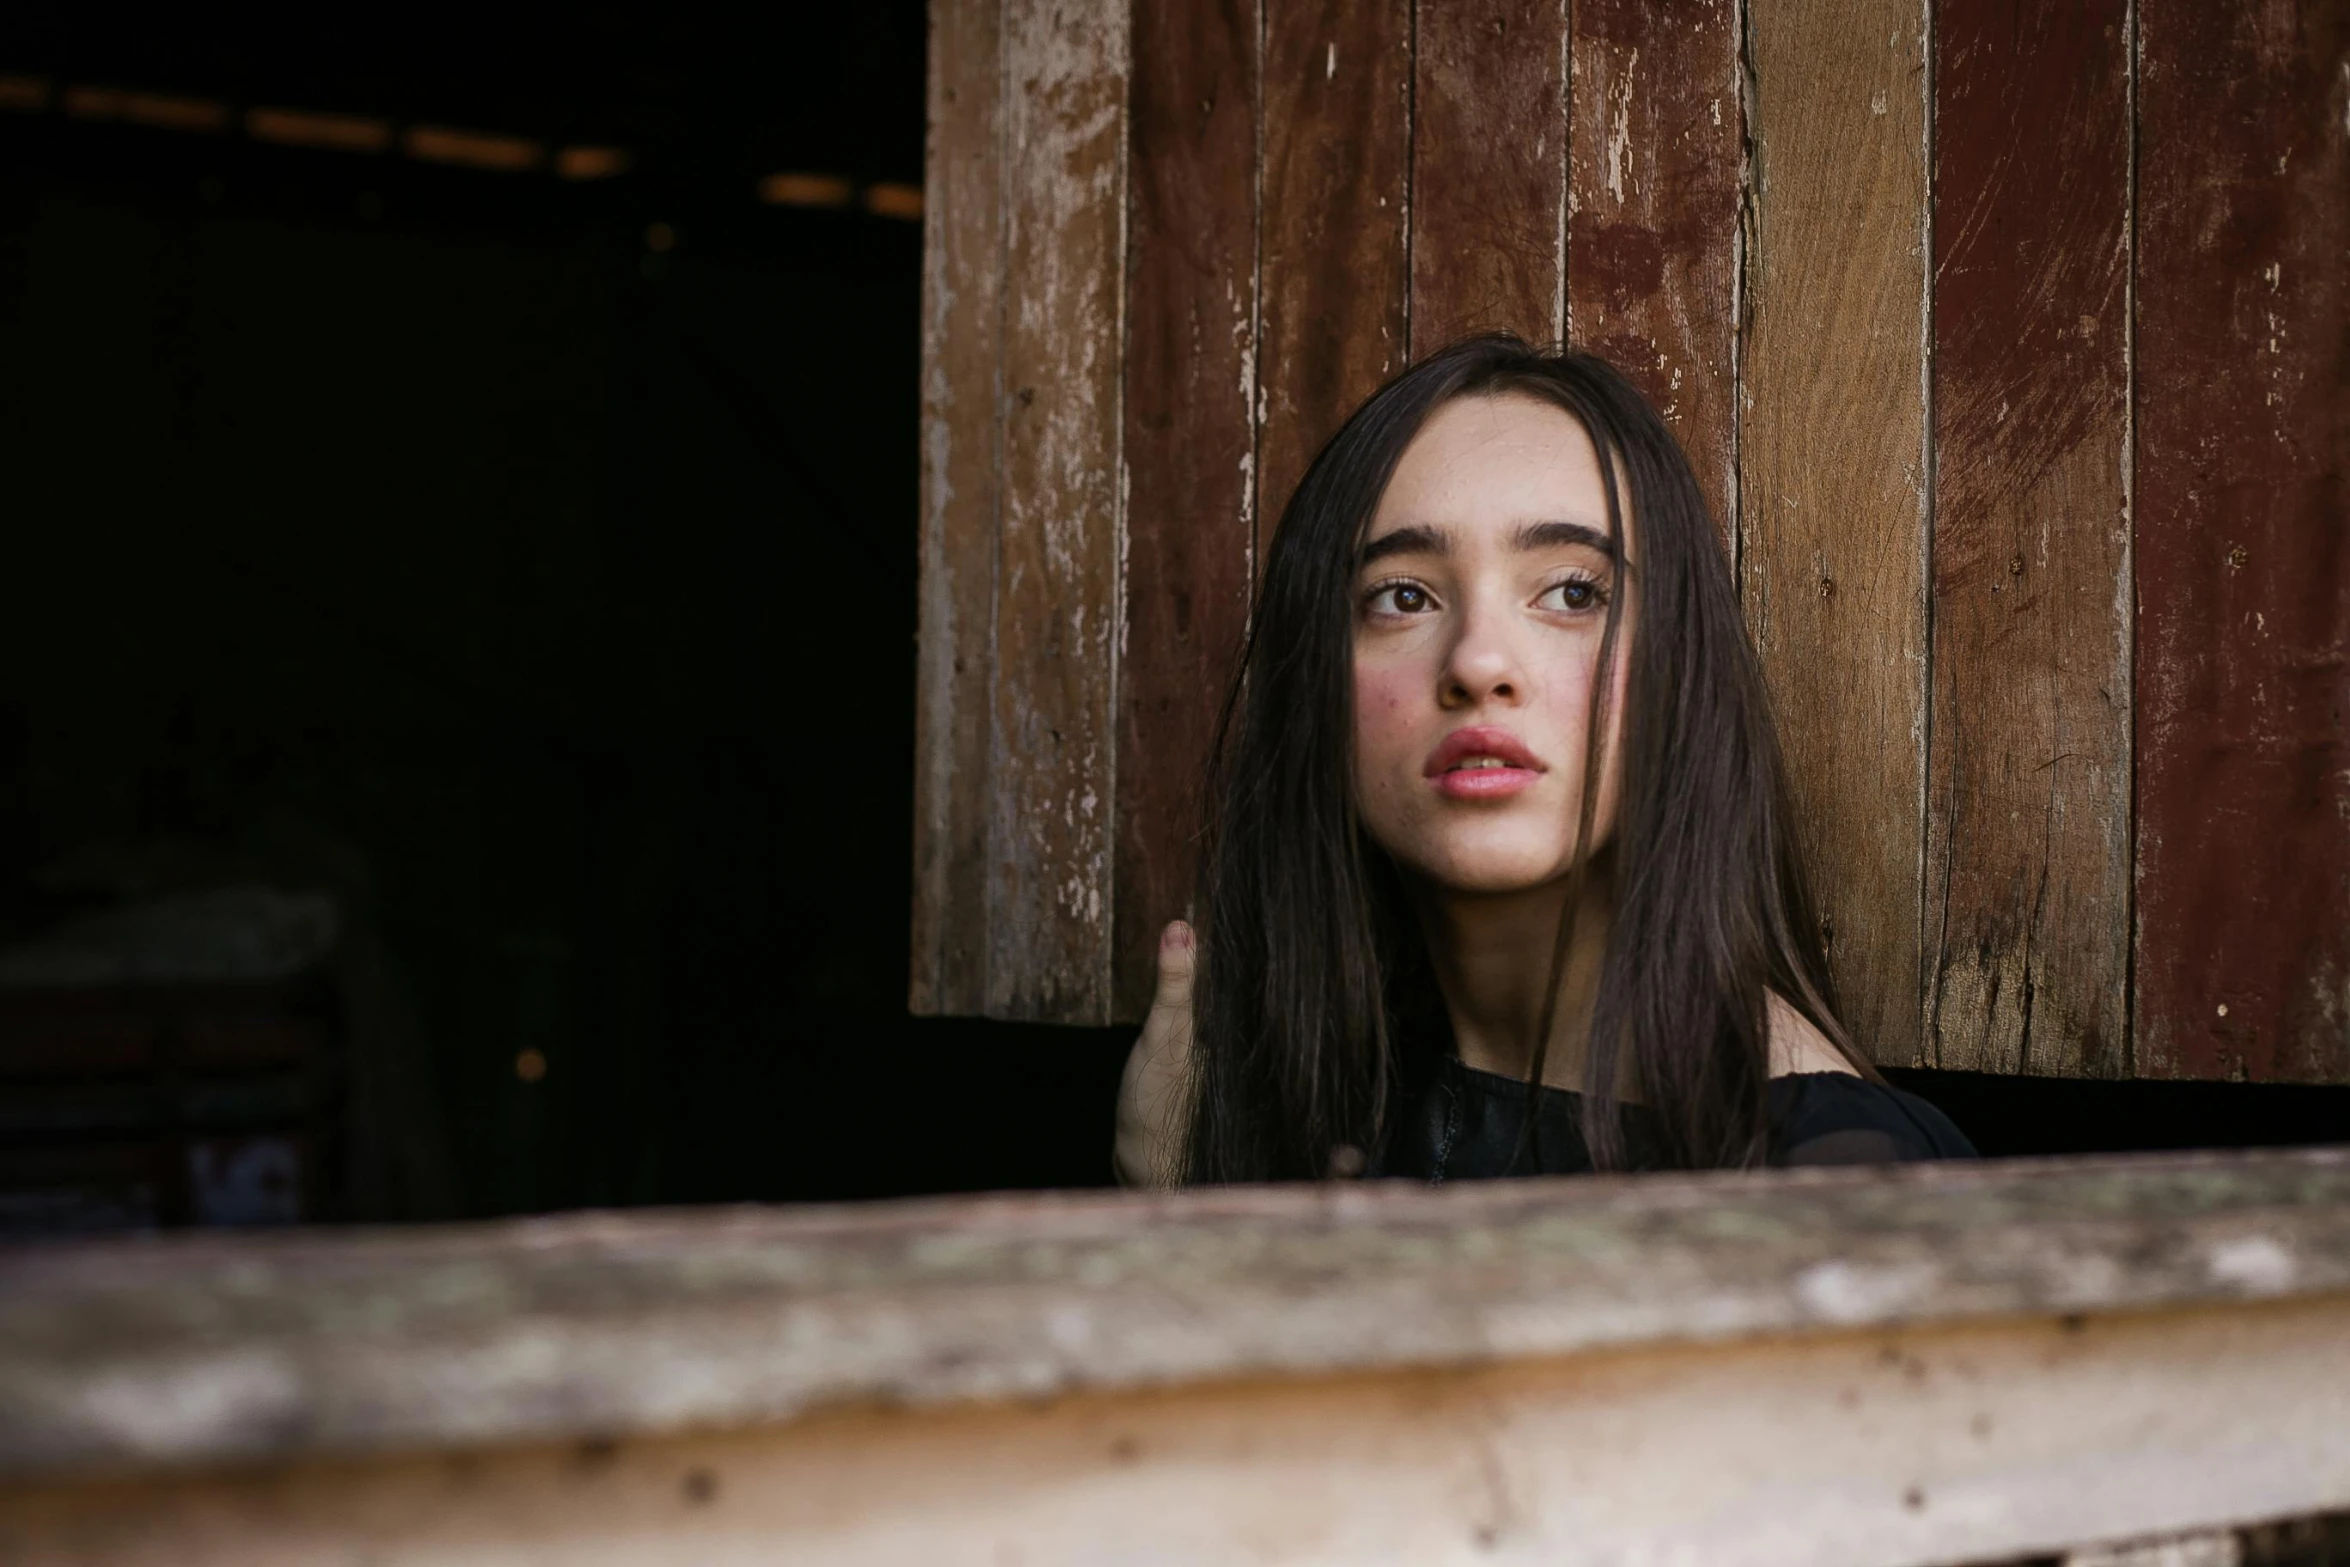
[1351,392,1633,894]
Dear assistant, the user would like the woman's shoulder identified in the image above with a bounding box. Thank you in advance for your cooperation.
[1763,1071,1978,1164]
[1759,991,1976,1162]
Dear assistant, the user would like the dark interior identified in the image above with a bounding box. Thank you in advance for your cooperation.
[0,3,2338,1233]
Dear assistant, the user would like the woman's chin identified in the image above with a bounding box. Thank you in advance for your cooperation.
[1404,843,1580,898]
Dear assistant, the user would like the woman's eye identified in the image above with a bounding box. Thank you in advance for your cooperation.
[1367,582,1435,615]
[1540,577,1604,613]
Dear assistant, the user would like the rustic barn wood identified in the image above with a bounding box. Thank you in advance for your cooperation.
[6,1151,2350,1563]
[2133,0,2350,1084]
[913,0,2349,1085]
[1565,0,1742,538]
[1736,0,1932,1064]
[1113,0,1259,1016]
[1254,0,1411,546]
[1407,0,1567,353]
[1924,0,2132,1078]
[985,0,1129,1022]
[909,0,1004,1016]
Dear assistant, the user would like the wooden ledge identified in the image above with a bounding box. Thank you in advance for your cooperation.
[3,1148,2348,1479]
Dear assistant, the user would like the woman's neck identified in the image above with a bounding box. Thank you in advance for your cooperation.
[1414,857,1617,1093]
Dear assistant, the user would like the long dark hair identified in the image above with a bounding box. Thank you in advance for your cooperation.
[1184,334,1869,1182]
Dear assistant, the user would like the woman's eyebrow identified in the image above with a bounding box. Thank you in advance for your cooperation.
[1358,524,1448,568]
[1511,519,1614,554]
[1358,519,1615,569]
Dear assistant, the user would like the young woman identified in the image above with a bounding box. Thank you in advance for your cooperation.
[1114,335,1973,1187]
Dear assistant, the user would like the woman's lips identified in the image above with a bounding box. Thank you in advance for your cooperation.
[1424,726,1545,800]
[1433,764,1542,799]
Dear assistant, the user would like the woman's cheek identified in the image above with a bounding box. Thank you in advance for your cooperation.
[1536,647,1596,748]
[1351,662,1424,813]
[1353,664,1418,758]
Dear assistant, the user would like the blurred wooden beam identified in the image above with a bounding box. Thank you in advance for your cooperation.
[4,1150,2350,1561]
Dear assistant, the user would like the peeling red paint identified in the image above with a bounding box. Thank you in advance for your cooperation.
[2135,0,2350,1082]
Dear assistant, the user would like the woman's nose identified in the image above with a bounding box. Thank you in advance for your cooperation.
[1440,601,1525,707]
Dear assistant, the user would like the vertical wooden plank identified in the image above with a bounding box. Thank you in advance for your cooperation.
[2135,0,2350,1082]
[1409,0,1568,354]
[1923,0,2133,1078]
[910,0,1004,1016]
[1256,0,1412,545]
[1739,0,1931,1064]
[1114,0,1260,1020]
[1566,0,1743,534]
[989,0,1130,1023]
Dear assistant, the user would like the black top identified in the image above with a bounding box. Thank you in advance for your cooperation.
[1376,1057,1977,1181]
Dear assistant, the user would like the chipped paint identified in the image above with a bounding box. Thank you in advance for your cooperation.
[2135,0,2349,1082]
[985,0,1129,1021]
[1605,47,1638,203]
[1924,0,2134,1077]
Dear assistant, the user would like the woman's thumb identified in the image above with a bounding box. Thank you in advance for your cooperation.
[1152,920,1196,1011]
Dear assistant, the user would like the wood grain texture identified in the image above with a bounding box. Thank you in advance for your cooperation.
[2134,0,2350,1083]
[1923,0,2132,1078]
[1738,0,1932,1065]
[6,1147,2349,1477]
[1408,0,1567,354]
[1113,0,1260,1020]
[1566,0,1743,534]
[1255,0,1411,546]
[12,1299,2350,1566]
[909,0,1003,1015]
[988,0,1129,1022]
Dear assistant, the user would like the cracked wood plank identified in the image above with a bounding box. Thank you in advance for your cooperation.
[1737,0,1932,1065]
[910,0,1004,1015]
[2134,0,2350,1083]
[1113,0,1260,1018]
[1566,0,1743,538]
[10,1297,2350,1565]
[1255,0,1411,548]
[1924,0,2132,1077]
[4,1149,2349,1479]
[987,0,1129,1022]
[1408,0,1568,354]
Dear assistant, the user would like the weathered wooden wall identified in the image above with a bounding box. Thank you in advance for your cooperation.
[910,0,2350,1086]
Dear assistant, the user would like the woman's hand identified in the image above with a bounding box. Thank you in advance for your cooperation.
[1112,920,1197,1188]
